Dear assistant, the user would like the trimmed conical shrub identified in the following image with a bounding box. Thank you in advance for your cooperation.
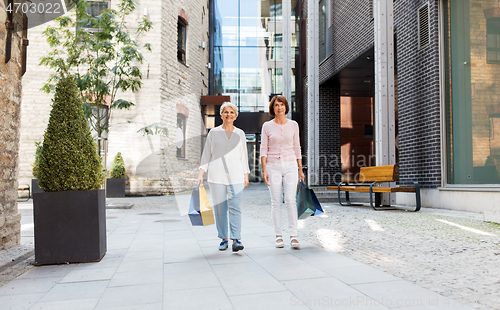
[32,142,43,179]
[110,152,126,179]
[37,76,104,192]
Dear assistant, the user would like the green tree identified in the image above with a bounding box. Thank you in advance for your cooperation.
[110,152,126,179]
[40,0,153,152]
[37,76,104,192]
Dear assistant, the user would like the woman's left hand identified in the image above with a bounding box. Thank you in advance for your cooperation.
[244,173,249,188]
[298,169,305,182]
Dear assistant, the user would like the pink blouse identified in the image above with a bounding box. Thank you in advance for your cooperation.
[260,120,301,163]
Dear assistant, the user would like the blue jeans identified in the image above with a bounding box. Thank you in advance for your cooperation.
[208,183,244,240]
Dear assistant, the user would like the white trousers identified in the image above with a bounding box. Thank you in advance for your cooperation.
[267,160,299,237]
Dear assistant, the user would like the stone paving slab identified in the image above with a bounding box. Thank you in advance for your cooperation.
[0,188,476,310]
[0,184,500,310]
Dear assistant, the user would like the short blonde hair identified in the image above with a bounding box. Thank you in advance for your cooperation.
[220,102,238,117]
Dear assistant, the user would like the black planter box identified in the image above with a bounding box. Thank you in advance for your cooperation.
[106,178,125,198]
[31,179,43,194]
[33,189,107,265]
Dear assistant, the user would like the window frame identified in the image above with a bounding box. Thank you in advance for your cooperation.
[178,18,188,64]
[486,17,500,64]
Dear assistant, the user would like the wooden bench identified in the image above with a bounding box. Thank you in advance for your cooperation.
[17,184,31,202]
[327,165,421,211]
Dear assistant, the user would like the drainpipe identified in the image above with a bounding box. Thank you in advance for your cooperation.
[307,0,319,185]
[374,0,396,204]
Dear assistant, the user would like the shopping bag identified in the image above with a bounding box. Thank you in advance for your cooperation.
[198,185,215,226]
[188,185,215,226]
[296,181,324,219]
[296,181,315,219]
[309,188,324,216]
[188,186,203,226]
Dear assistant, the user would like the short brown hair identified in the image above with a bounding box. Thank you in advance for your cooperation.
[268,95,289,117]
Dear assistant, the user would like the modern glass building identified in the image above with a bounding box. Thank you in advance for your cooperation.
[209,0,301,116]
[207,0,303,181]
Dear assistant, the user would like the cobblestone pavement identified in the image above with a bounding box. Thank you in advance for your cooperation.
[2,183,499,310]
[239,183,500,310]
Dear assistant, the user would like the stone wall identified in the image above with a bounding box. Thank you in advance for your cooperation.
[0,2,24,250]
[19,0,208,195]
[158,0,209,193]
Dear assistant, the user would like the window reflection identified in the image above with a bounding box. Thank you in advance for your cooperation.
[445,0,500,184]
[213,0,296,113]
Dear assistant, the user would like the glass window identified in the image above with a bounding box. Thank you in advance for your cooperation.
[176,114,186,158]
[213,0,239,47]
[212,0,297,113]
[82,1,109,29]
[444,0,500,184]
[487,18,500,63]
[319,0,326,61]
[214,46,238,99]
[178,18,187,64]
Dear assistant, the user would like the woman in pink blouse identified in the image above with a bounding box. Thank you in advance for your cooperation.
[260,95,305,249]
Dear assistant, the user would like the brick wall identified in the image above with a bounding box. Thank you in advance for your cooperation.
[395,0,442,188]
[315,0,443,188]
[0,4,24,250]
[319,0,374,83]
[19,0,208,195]
[158,0,209,193]
[318,86,341,185]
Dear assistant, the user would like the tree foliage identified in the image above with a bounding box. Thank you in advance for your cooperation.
[40,0,153,140]
[136,122,169,136]
[110,152,126,179]
[37,76,104,192]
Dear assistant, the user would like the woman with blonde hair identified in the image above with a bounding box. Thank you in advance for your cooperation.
[197,102,250,252]
[260,95,304,249]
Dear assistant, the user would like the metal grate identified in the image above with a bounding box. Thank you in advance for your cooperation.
[418,3,430,49]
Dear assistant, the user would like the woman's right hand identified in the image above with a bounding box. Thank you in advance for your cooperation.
[262,169,270,186]
[196,169,205,186]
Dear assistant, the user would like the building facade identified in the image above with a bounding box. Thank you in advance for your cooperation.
[19,0,209,195]
[1,2,26,250]
[206,0,304,182]
[317,0,500,217]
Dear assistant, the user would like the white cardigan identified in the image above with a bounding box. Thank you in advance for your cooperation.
[199,126,250,185]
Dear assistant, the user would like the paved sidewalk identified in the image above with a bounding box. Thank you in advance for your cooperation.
[0,186,477,310]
